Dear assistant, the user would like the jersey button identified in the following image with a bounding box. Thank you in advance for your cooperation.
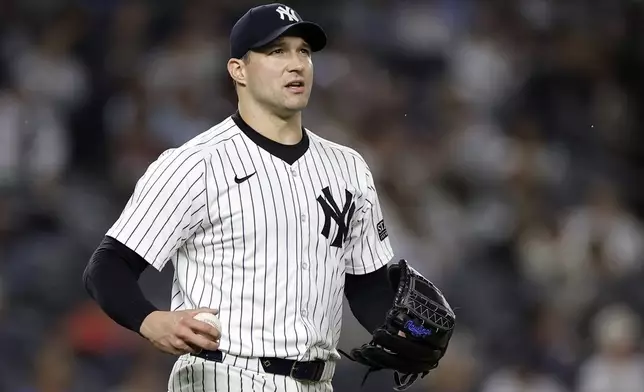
[301,309,308,317]
[301,214,307,222]
[291,168,298,177]
[302,262,309,270]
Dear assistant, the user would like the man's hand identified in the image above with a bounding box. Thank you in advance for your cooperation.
[139,308,221,355]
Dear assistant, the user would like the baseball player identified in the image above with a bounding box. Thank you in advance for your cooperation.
[83,3,453,392]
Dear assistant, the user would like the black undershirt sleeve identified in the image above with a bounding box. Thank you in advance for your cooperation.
[82,235,158,335]
[344,265,395,333]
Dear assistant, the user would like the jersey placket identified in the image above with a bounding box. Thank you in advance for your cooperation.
[287,161,316,358]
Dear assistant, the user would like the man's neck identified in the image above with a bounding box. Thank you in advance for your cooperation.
[237,101,303,145]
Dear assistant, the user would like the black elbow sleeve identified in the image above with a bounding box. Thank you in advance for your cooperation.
[83,236,158,334]
[345,266,395,333]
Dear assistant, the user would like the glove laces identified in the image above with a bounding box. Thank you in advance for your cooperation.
[393,370,429,391]
[338,349,428,391]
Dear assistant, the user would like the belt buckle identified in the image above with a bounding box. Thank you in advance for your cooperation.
[290,360,324,383]
[312,360,325,381]
[289,361,301,380]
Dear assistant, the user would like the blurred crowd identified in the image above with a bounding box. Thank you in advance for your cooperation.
[1,0,644,391]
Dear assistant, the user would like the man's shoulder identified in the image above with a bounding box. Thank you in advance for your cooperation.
[182,115,240,150]
[150,116,240,166]
[307,130,371,173]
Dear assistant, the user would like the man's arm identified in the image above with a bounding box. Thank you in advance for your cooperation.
[341,162,396,331]
[84,148,220,355]
[344,266,395,333]
[83,235,221,355]
[82,235,156,334]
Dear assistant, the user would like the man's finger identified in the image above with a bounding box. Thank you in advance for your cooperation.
[186,318,221,341]
[170,338,195,354]
[185,332,220,351]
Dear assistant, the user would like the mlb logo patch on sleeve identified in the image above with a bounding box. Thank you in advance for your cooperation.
[377,219,388,241]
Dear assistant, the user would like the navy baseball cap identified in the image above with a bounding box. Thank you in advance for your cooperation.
[230,3,327,59]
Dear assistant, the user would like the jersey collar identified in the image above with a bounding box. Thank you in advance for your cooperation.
[232,111,309,165]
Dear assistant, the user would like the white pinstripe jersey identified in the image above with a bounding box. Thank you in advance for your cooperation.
[106,112,394,363]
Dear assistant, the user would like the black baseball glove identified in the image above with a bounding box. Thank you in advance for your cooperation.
[340,260,456,391]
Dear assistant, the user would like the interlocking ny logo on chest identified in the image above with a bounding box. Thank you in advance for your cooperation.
[317,187,355,248]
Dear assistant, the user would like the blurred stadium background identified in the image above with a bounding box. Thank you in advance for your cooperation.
[2,0,644,391]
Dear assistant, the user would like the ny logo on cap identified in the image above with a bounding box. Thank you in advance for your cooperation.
[276,5,299,22]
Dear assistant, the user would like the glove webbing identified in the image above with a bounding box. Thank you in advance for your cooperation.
[338,349,428,391]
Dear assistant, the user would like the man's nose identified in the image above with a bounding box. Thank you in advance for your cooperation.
[287,53,305,72]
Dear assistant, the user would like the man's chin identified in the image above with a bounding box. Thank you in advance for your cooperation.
[282,100,309,113]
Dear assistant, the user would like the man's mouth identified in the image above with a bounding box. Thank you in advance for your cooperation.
[285,81,305,93]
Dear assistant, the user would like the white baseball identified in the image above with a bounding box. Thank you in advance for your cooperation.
[194,312,222,333]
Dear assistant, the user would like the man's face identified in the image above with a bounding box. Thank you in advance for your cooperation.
[242,36,314,115]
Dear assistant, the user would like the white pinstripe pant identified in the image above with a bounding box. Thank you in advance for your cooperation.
[168,353,335,392]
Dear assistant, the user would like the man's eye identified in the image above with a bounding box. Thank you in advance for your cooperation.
[270,48,284,54]
[301,48,311,56]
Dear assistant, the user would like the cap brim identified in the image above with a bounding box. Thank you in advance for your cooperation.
[250,22,327,53]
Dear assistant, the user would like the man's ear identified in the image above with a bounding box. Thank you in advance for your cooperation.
[228,58,247,87]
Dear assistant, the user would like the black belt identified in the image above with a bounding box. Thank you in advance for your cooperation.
[193,350,326,382]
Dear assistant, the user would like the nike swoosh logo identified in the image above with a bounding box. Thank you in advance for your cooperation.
[234,172,256,184]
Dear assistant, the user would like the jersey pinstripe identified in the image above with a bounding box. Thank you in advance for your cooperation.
[106,114,394,389]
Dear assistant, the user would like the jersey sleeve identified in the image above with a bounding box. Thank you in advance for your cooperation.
[106,148,207,271]
[343,169,395,275]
